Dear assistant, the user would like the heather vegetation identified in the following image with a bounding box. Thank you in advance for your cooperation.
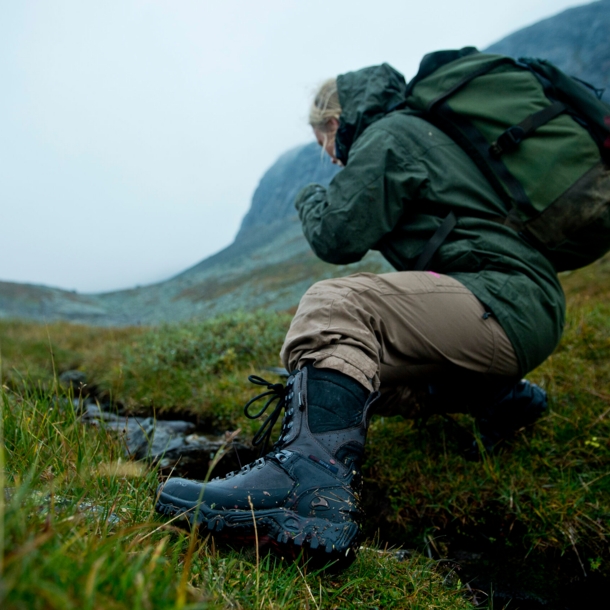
[1,255,609,608]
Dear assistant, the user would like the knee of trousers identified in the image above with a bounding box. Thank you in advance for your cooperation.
[297,274,379,311]
[280,279,381,391]
[280,274,383,367]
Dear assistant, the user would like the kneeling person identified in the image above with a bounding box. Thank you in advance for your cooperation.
[155,60,563,559]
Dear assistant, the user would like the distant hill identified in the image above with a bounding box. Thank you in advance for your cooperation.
[0,145,388,325]
[486,0,610,100]
[2,0,609,325]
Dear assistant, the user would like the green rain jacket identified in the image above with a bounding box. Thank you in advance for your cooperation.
[295,63,566,376]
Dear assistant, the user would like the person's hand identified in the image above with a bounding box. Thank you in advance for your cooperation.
[295,184,327,214]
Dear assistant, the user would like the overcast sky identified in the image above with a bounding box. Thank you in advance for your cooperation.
[1,0,591,293]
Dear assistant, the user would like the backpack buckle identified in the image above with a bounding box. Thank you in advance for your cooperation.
[489,125,526,157]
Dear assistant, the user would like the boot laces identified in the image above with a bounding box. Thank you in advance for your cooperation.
[217,456,266,480]
[244,374,298,456]
[212,375,297,481]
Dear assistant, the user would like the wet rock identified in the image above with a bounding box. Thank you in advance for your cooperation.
[110,416,155,457]
[82,407,255,476]
[4,488,120,526]
[66,500,121,526]
[392,549,416,562]
[58,369,107,404]
[155,431,253,472]
[59,370,87,388]
[81,404,121,422]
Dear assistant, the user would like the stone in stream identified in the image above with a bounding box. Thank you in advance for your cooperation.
[59,369,105,402]
[59,370,87,388]
[4,487,121,526]
[82,404,255,477]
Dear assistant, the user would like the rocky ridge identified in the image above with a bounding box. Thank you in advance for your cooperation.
[2,1,609,325]
[486,0,610,100]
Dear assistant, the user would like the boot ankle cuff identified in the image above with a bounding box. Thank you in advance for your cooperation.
[300,353,376,392]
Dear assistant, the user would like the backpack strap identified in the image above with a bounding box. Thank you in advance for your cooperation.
[489,101,567,157]
[413,211,457,271]
[433,101,534,213]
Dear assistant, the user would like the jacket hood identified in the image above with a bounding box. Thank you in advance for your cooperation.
[335,63,408,164]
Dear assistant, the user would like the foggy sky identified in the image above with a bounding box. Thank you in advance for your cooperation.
[1,0,591,293]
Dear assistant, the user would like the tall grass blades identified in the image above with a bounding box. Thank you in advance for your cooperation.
[0,384,475,609]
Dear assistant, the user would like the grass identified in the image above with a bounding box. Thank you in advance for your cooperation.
[1,254,609,607]
[0,385,474,609]
[0,312,291,436]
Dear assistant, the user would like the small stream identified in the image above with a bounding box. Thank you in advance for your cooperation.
[81,401,258,480]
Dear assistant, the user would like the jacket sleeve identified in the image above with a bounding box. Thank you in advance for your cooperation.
[295,125,428,264]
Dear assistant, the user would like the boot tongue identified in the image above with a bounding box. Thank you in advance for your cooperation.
[305,365,368,433]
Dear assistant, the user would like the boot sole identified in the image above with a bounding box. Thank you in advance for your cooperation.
[155,485,360,556]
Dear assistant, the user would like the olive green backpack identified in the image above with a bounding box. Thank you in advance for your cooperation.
[405,47,610,272]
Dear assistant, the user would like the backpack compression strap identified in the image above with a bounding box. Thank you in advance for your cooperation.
[489,101,567,157]
[415,102,569,266]
[413,211,457,271]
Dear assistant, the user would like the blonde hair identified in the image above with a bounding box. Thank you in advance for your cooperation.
[309,78,341,131]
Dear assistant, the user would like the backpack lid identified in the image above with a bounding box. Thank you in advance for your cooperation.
[405,46,479,97]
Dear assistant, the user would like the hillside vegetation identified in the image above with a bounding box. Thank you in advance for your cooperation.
[1,255,609,608]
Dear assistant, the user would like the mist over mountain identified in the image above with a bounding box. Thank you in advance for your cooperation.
[2,1,608,324]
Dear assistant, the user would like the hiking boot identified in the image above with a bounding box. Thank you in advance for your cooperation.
[155,366,377,559]
[474,378,548,453]
[427,376,548,458]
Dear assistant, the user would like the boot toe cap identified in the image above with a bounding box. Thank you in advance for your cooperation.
[158,477,205,504]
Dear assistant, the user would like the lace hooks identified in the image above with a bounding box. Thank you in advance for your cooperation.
[243,375,289,457]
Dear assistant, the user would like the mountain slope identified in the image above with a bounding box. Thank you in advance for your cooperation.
[2,1,608,325]
[0,144,389,325]
[485,0,610,99]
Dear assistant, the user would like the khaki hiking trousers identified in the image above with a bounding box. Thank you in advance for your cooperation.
[280,271,519,414]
